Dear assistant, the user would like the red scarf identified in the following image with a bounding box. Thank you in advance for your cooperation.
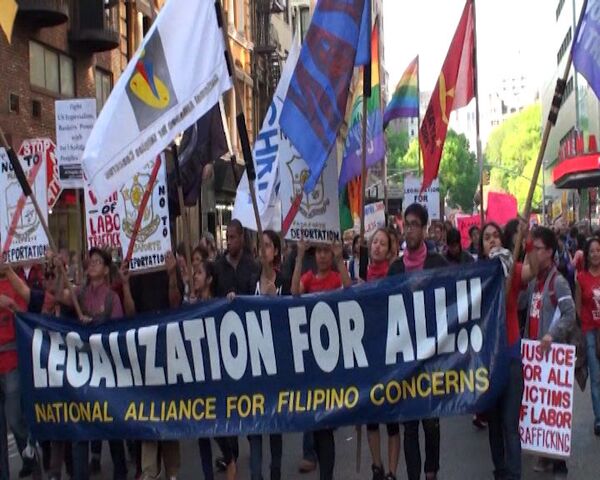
[404,242,427,272]
[367,260,389,281]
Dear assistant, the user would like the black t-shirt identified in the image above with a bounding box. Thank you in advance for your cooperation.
[251,269,290,296]
[130,270,183,313]
[213,253,259,297]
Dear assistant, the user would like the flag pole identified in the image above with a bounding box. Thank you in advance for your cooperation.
[359,10,372,247]
[0,127,84,320]
[472,0,485,226]
[510,0,587,269]
[215,0,264,249]
[416,55,422,176]
[123,155,162,264]
[172,145,194,296]
[377,18,389,218]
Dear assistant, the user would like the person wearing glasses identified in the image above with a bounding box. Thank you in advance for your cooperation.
[388,204,447,480]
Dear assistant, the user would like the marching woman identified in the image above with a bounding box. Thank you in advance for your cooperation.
[291,239,352,480]
[364,228,401,480]
[247,230,289,480]
[183,258,219,480]
[575,237,600,436]
[479,222,534,480]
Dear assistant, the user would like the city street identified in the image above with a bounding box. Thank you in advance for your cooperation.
[10,384,598,479]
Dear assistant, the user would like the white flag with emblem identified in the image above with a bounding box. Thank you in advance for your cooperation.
[82,0,232,200]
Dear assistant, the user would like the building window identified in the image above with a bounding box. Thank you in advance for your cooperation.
[299,6,310,42]
[556,27,572,65]
[556,0,566,20]
[561,76,574,105]
[235,0,245,35]
[29,41,74,97]
[95,68,112,112]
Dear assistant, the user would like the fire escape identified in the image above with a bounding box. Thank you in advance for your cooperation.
[253,0,285,127]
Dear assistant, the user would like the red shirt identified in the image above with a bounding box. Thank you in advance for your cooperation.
[506,263,525,347]
[300,270,342,293]
[578,270,600,333]
[528,275,545,339]
[0,278,27,373]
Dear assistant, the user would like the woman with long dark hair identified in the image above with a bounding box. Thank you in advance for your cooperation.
[575,237,600,436]
[479,222,534,480]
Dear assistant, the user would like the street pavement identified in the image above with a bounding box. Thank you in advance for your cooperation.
[8,385,599,479]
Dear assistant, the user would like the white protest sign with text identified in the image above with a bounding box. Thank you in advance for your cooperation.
[55,99,96,188]
[0,141,49,264]
[84,188,121,250]
[520,340,575,459]
[404,175,440,220]
[118,154,171,272]
[281,145,340,244]
[361,201,386,239]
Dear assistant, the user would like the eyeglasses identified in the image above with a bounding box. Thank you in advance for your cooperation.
[405,221,423,230]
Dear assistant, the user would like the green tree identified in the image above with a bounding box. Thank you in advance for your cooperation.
[385,129,413,172]
[485,103,542,209]
[401,129,479,212]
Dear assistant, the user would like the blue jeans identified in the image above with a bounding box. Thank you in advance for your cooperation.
[248,434,282,480]
[586,331,600,426]
[487,358,524,480]
[0,369,28,480]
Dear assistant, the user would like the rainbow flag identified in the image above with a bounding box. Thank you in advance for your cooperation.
[383,56,419,127]
[339,21,384,231]
[338,22,385,191]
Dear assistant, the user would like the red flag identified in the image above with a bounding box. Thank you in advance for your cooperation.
[420,0,475,191]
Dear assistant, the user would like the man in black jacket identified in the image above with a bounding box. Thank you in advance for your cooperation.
[389,204,447,480]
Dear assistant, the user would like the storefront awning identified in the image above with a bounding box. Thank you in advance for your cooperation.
[552,152,600,189]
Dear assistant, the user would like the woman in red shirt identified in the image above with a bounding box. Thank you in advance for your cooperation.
[364,228,400,480]
[480,222,534,480]
[575,236,600,436]
[291,240,351,480]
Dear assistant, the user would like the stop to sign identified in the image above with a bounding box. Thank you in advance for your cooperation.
[18,138,62,209]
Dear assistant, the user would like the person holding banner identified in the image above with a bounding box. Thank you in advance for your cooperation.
[291,239,352,480]
[575,236,600,436]
[0,262,41,479]
[247,230,288,480]
[53,247,128,480]
[388,204,447,480]
[123,251,183,480]
[364,228,400,480]
[524,227,575,475]
[479,222,535,480]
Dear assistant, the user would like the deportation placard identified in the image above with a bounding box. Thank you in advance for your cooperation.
[0,141,49,264]
[281,142,341,244]
[519,339,575,458]
[117,154,171,272]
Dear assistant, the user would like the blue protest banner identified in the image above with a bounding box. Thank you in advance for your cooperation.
[573,0,600,100]
[16,261,508,441]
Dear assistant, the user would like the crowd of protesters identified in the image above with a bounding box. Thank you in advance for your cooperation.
[0,203,596,479]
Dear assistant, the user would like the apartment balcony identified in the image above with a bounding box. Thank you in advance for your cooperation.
[16,0,69,28]
[69,0,120,52]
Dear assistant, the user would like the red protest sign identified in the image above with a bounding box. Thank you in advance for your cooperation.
[456,214,480,249]
[519,340,575,459]
[487,191,517,226]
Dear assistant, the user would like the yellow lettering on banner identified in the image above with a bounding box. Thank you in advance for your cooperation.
[138,402,149,421]
[34,404,46,423]
[166,401,178,421]
[344,387,359,409]
[460,370,475,393]
[370,384,384,406]
[125,403,137,421]
[431,372,445,396]
[277,391,290,413]
[205,397,216,420]
[417,373,431,397]
[446,370,459,394]
[226,394,265,418]
[475,367,489,392]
